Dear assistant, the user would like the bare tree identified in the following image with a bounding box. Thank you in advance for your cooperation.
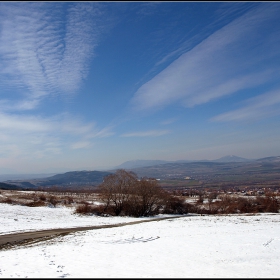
[196,190,205,204]
[97,169,138,215]
[217,194,232,213]
[128,178,165,217]
[97,170,169,217]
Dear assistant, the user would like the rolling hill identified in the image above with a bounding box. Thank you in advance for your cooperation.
[3,170,112,190]
[213,155,252,162]
[0,182,24,190]
[127,156,280,187]
[2,155,280,190]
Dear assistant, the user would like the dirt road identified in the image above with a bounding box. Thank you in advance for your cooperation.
[0,215,189,250]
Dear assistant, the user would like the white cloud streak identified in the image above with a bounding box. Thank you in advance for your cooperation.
[0,2,105,108]
[0,2,114,160]
[130,3,280,113]
[121,130,170,137]
[160,118,178,125]
[211,89,280,122]
[0,99,40,112]
[71,141,93,150]
[0,111,113,159]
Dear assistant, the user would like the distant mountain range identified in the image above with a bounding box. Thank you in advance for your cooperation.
[212,155,252,163]
[1,155,280,190]
[126,155,280,182]
[115,160,172,169]
[39,170,112,186]
[256,156,280,162]
[114,155,253,169]
[0,182,23,190]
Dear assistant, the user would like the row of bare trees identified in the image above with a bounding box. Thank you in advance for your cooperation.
[75,169,280,217]
[97,169,167,216]
[202,193,279,214]
[75,169,189,217]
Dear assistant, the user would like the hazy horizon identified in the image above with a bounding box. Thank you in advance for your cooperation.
[1,154,278,177]
[1,2,280,173]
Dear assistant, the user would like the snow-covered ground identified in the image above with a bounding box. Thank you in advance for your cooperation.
[0,203,153,235]
[0,203,280,278]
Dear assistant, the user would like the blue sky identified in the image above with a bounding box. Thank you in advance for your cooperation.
[0,2,280,174]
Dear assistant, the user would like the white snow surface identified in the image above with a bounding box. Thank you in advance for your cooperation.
[0,203,280,278]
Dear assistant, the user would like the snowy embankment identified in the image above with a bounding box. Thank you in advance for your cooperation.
[0,203,280,278]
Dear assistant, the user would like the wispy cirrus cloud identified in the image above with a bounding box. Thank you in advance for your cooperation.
[130,3,280,114]
[136,2,161,16]
[160,118,178,125]
[154,3,257,69]
[0,111,99,137]
[0,2,118,160]
[0,2,107,108]
[0,111,113,159]
[121,130,170,137]
[211,89,280,122]
[0,99,40,112]
[70,141,93,150]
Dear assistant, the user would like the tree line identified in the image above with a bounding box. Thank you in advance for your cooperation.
[75,169,190,217]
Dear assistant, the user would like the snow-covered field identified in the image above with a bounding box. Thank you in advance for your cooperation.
[0,203,280,278]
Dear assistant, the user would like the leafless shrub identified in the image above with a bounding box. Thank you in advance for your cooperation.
[74,203,94,215]
[255,195,279,213]
[66,196,74,204]
[48,195,59,207]
[39,194,47,201]
[196,191,205,204]
[16,193,35,200]
[89,204,116,216]
[185,203,199,213]
[162,196,189,214]
[61,196,74,205]
[24,200,46,207]
[208,191,218,200]
[3,197,14,204]
[207,203,220,214]
[264,200,279,213]
[216,194,232,213]
[236,197,256,213]
[204,191,219,210]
